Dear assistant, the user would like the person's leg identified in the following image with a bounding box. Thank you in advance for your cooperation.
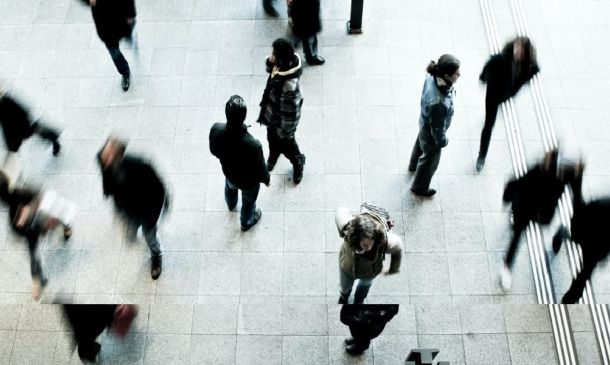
[477,96,500,171]
[303,34,324,65]
[224,179,239,211]
[31,121,61,155]
[301,36,314,60]
[26,236,46,300]
[339,269,355,304]
[240,184,261,228]
[408,134,422,172]
[266,127,281,171]
[262,0,278,16]
[105,45,131,76]
[346,326,371,354]
[501,219,527,291]
[411,135,442,194]
[142,223,162,279]
[353,276,375,304]
[282,136,305,184]
[563,251,596,304]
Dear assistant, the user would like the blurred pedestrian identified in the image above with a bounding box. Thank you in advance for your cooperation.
[257,38,306,184]
[0,89,61,156]
[340,304,399,355]
[263,0,278,16]
[501,149,581,290]
[408,55,460,197]
[97,137,167,280]
[477,37,539,172]
[82,0,137,91]
[336,204,402,304]
[64,304,138,363]
[0,174,76,300]
[210,95,270,231]
[288,0,325,65]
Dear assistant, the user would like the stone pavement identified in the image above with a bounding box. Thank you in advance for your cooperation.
[0,0,609,363]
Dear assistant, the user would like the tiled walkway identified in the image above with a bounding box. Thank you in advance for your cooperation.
[0,0,609,363]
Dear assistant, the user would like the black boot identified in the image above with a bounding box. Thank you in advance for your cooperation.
[121,73,131,91]
[292,155,305,184]
[151,255,162,280]
[476,154,486,172]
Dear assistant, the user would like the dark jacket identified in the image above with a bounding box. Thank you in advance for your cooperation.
[289,0,322,38]
[209,122,270,189]
[83,0,136,47]
[258,54,304,139]
[64,305,117,342]
[418,75,454,148]
[98,154,166,226]
[340,305,399,340]
[480,53,540,104]
[0,181,45,247]
[0,95,37,152]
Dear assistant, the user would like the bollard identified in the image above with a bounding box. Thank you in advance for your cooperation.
[347,0,364,34]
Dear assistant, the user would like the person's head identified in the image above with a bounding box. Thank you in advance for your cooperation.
[99,137,127,168]
[504,36,536,64]
[345,215,385,254]
[271,38,295,69]
[225,95,247,131]
[426,54,461,85]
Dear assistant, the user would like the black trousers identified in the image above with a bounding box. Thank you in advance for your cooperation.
[64,305,117,362]
[478,96,501,158]
[409,132,442,192]
[267,127,305,166]
[504,218,528,269]
[296,34,319,61]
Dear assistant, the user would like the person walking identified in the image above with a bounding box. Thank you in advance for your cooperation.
[408,54,460,197]
[97,137,167,280]
[257,38,306,184]
[336,203,402,304]
[477,37,539,172]
[0,89,61,156]
[288,0,325,65]
[82,0,137,91]
[210,95,270,231]
[340,304,399,355]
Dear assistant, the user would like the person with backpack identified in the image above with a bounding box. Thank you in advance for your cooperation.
[209,95,270,231]
[335,204,403,304]
[340,304,399,355]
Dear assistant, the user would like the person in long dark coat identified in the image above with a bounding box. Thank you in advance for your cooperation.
[551,162,610,303]
[0,90,61,155]
[477,37,539,172]
[340,304,399,355]
[288,0,325,65]
[500,150,581,291]
[82,0,137,91]
[210,95,270,231]
[97,137,167,279]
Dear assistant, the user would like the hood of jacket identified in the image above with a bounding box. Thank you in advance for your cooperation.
[271,54,302,80]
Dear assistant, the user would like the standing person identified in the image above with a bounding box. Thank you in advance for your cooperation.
[408,54,460,197]
[263,0,278,16]
[0,89,61,156]
[340,304,399,355]
[288,0,325,65]
[210,95,270,231]
[82,0,137,91]
[477,37,539,172]
[501,150,581,290]
[63,304,138,363]
[257,38,306,184]
[336,204,402,304]
[97,137,167,280]
[0,175,76,300]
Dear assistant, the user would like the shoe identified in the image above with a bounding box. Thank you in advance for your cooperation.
[227,203,236,211]
[151,255,162,280]
[500,264,512,291]
[476,155,485,172]
[78,342,101,363]
[410,188,436,197]
[267,157,277,172]
[241,209,262,231]
[63,226,73,240]
[293,155,305,184]
[408,165,416,173]
[306,55,325,65]
[263,3,279,17]
[562,290,580,304]
[552,227,567,254]
[346,343,369,355]
[344,338,356,346]
[52,141,61,156]
[121,74,130,91]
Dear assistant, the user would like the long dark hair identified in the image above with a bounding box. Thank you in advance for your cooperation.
[426,54,460,78]
[502,36,537,69]
[272,38,296,69]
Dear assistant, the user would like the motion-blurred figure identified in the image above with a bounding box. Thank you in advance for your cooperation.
[551,162,610,303]
[336,204,402,304]
[263,0,278,16]
[82,0,137,91]
[258,38,306,184]
[210,95,270,231]
[64,304,138,363]
[408,55,460,197]
[477,37,539,172]
[340,304,399,355]
[501,149,582,290]
[97,137,167,280]
[0,88,61,156]
[288,0,325,65]
[0,173,76,300]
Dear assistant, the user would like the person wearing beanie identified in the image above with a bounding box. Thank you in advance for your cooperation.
[408,54,461,197]
[477,37,539,172]
[210,95,270,231]
[257,38,306,184]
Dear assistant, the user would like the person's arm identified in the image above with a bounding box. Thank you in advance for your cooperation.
[258,146,270,186]
[385,233,403,274]
[278,80,301,139]
[428,103,448,148]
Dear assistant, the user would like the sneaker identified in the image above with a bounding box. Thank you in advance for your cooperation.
[500,264,513,291]
[241,209,262,231]
[476,155,485,172]
[151,255,162,280]
[410,188,436,197]
[121,74,131,92]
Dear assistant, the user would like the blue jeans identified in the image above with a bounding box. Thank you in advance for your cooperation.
[224,180,260,227]
[339,269,376,304]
